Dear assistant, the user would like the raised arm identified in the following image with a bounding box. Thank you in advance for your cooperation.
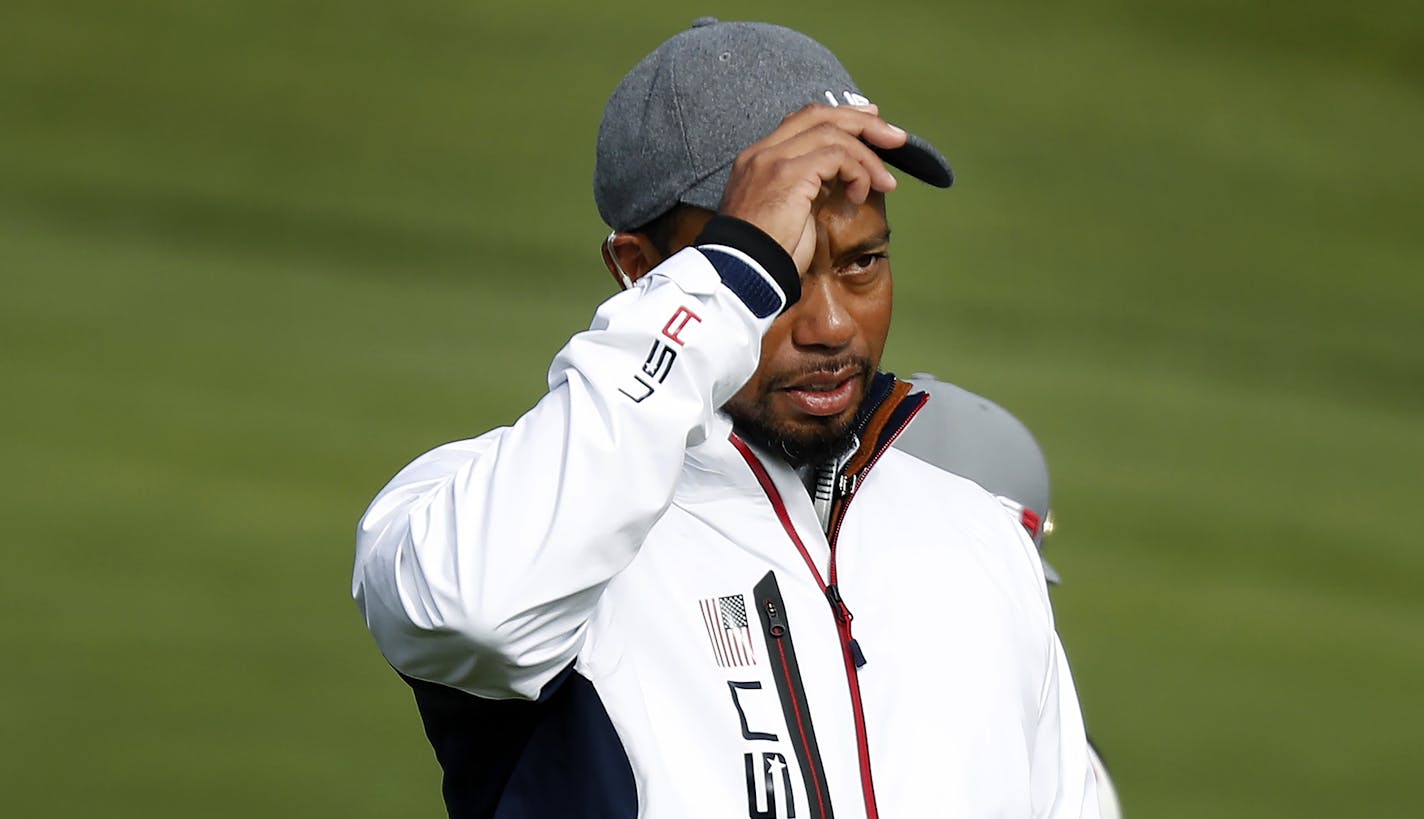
[352,224,789,699]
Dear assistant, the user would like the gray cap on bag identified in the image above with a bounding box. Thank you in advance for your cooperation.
[594,18,954,232]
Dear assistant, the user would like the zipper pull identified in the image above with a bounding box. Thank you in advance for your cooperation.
[837,472,858,497]
[825,584,853,624]
[763,599,787,637]
[826,585,868,668]
[848,638,867,669]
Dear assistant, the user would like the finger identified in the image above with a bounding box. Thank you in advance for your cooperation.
[821,107,907,151]
[761,123,898,193]
[747,112,905,193]
[815,143,894,202]
[840,158,872,204]
[803,143,874,203]
[759,104,909,153]
[771,142,883,206]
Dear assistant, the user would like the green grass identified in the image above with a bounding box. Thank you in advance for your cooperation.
[3,1,1420,816]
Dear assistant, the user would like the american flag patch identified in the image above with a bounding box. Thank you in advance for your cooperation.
[699,593,757,668]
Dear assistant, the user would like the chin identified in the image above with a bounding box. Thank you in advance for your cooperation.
[732,410,859,468]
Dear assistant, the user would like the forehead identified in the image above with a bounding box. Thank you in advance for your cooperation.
[815,190,889,242]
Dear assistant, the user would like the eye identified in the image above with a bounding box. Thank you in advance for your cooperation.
[845,253,887,275]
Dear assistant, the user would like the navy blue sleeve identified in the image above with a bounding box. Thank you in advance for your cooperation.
[401,669,637,819]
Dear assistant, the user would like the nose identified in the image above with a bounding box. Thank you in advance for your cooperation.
[788,275,856,352]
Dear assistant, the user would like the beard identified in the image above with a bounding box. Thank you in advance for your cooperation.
[723,355,874,468]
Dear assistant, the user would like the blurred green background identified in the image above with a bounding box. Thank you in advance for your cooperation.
[3,0,1420,816]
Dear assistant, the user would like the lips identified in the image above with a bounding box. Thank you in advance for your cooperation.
[780,368,861,417]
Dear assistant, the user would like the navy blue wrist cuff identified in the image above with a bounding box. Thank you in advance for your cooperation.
[694,216,800,316]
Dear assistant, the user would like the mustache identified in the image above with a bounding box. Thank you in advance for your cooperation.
[766,355,874,391]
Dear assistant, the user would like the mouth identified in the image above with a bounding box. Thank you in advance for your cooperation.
[779,367,862,417]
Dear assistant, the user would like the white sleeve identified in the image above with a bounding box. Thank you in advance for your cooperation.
[1090,743,1124,819]
[1031,631,1103,818]
[352,243,784,700]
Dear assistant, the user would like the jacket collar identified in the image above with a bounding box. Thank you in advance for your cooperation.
[840,371,929,481]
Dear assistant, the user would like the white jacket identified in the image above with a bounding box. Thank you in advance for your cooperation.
[353,228,1100,819]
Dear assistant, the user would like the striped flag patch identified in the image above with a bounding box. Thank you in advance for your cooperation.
[699,593,757,668]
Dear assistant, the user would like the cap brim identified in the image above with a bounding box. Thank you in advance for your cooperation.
[1041,556,1061,585]
[873,131,954,188]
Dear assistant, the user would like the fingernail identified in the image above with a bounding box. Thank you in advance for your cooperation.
[886,122,906,136]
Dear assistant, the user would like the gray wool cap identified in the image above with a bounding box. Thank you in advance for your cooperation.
[594,18,954,232]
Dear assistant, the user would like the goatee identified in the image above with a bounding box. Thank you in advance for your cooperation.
[724,358,873,468]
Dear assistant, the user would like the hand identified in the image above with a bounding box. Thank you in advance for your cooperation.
[719,104,906,274]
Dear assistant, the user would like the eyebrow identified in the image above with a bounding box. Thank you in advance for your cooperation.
[834,227,892,264]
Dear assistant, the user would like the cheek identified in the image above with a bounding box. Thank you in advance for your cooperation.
[725,325,785,410]
[752,317,795,374]
[857,281,894,358]
[880,285,893,348]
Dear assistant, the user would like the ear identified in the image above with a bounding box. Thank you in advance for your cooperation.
[600,232,665,291]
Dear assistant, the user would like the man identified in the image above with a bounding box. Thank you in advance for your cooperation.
[353,18,1099,819]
